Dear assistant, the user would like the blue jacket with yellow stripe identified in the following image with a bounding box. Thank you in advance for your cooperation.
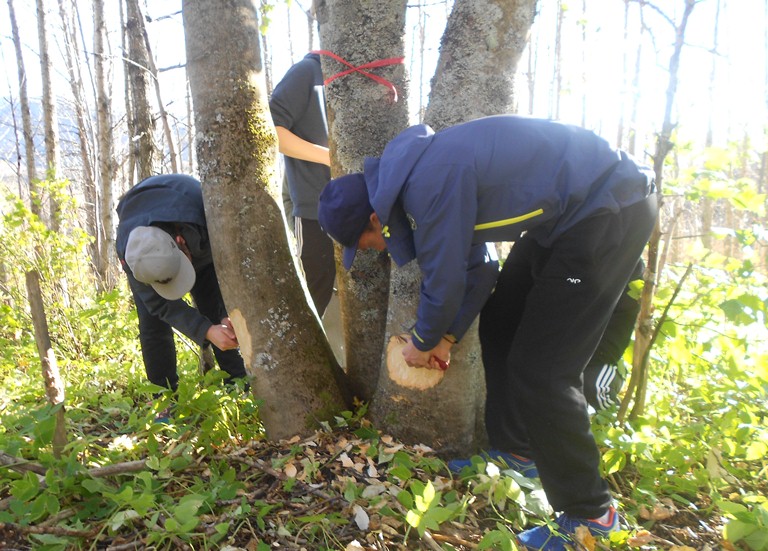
[363,115,653,351]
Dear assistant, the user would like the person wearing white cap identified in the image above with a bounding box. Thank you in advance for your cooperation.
[116,174,247,394]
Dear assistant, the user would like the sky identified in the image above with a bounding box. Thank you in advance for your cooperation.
[0,0,766,158]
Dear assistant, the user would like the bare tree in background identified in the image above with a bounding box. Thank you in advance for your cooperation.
[140,16,178,173]
[94,0,116,289]
[7,0,37,199]
[183,0,348,440]
[620,0,698,423]
[125,0,157,180]
[701,0,721,251]
[9,0,67,458]
[552,0,564,120]
[36,0,61,229]
[57,0,100,282]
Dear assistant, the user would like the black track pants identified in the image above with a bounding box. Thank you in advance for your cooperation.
[479,195,657,518]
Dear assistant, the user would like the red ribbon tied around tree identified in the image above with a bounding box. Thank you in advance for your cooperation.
[311,50,404,102]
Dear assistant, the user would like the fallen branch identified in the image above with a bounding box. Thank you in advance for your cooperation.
[0,521,96,538]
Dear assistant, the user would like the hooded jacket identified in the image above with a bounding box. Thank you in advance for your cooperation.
[116,174,216,345]
[364,115,654,351]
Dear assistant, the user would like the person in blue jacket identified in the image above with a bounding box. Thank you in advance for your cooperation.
[317,115,657,550]
[116,174,247,394]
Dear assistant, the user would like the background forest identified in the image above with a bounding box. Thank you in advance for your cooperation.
[0,0,766,550]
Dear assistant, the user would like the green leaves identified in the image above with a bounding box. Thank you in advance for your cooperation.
[720,500,768,550]
[402,480,461,537]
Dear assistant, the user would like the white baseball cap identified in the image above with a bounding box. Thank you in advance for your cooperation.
[125,226,196,300]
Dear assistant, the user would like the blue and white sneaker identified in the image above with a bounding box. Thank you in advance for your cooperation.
[518,506,619,550]
[447,449,539,478]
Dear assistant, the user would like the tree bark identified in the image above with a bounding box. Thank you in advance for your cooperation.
[183,0,348,440]
[7,0,37,189]
[424,0,536,129]
[94,0,116,290]
[314,0,409,401]
[58,0,100,287]
[36,0,61,228]
[125,0,157,180]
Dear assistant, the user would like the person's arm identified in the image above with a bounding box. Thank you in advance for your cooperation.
[275,126,330,166]
[439,243,500,341]
[406,164,480,352]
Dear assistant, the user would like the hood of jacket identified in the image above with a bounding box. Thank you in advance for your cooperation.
[363,124,436,266]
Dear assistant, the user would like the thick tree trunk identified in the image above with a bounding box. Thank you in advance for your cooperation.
[424,0,536,130]
[315,0,409,402]
[370,0,536,455]
[183,0,348,440]
[125,0,157,180]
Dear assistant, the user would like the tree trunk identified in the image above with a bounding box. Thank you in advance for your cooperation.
[10,0,67,457]
[36,0,61,228]
[119,0,135,188]
[7,0,37,190]
[125,0,157,180]
[140,16,179,173]
[183,0,348,441]
[552,0,564,120]
[58,0,100,287]
[25,270,67,457]
[314,0,409,401]
[424,0,536,129]
[94,0,116,290]
[370,0,537,456]
[622,0,697,422]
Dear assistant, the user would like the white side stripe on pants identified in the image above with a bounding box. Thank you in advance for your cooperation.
[595,363,618,410]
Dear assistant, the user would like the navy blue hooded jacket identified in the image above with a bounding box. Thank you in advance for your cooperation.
[116,174,216,345]
[363,115,654,351]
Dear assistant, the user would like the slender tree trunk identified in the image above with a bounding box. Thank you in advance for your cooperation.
[36,0,61,228]
[628,11,646,156]
[579,0,587,128]
[315,0,409,402]
[185,79,195,174]
[25,270,67,457]
[183,0,348,440]
[10,0,66,456]
[622,0,697,422]
[140,16,178,173]
[58,0,100,286]
[125,0,157,180]
[617,0,630,149]
[94,0,116,290]
[552,0,564,120]
[7,0,37,191]
[119,0,135,188]
[701,0,721,251]
[526,26,536,115]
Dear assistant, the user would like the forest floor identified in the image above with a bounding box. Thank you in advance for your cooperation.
[0,423,735,551]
